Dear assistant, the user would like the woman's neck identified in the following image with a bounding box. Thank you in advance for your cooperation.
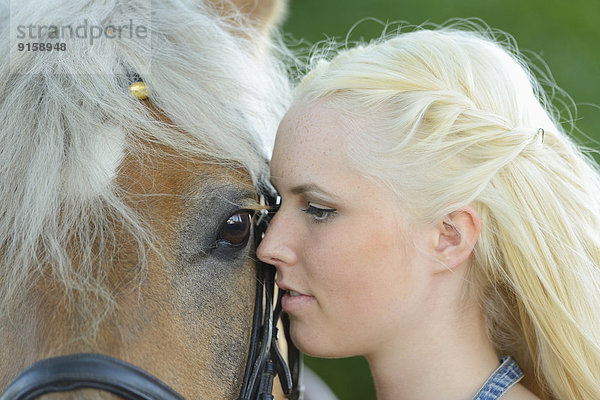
[365,294,500,400]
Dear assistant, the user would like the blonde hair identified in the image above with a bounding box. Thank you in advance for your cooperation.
[294,23,600,399]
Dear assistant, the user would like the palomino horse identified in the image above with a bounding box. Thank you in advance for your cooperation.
[0,0,300,398]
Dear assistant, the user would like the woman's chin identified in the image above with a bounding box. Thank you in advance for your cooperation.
[290,325,352,359]
[290,324,326,356]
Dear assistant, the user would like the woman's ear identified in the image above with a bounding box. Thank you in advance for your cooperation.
[431,206,481,272]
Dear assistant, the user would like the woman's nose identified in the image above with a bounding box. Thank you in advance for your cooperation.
[256,210,298,267]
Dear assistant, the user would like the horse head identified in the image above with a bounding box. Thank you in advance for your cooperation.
[0,0,296,398]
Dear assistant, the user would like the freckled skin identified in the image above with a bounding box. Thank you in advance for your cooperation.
[257,100,539,400]
[258,101,435,360]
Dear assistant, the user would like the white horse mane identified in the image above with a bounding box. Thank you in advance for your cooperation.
[0,0,290,323]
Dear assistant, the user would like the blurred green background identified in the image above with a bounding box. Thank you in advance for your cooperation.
[281,1,599,399]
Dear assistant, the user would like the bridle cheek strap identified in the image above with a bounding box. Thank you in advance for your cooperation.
[0,353,185,400]
[237,194,304,400]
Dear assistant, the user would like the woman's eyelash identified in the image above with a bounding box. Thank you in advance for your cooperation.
[301,203,337,223]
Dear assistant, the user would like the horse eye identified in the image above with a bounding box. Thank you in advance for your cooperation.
[217,211,252,247]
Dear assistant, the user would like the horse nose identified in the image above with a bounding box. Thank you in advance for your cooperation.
[256,211,298,268]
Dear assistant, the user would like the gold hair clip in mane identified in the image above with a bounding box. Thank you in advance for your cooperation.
[128,73,149,100]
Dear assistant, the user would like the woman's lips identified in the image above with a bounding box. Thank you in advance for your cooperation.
[281,290,315,313]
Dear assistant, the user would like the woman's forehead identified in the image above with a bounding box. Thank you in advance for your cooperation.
[277,100,358,148]
[272,103,351,172]
[270,103,391,208]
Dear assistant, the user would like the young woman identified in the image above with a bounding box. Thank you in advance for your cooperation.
[257,25,600,400]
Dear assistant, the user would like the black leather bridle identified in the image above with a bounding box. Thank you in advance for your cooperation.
[0,194,303,400]
[238,193,303,400]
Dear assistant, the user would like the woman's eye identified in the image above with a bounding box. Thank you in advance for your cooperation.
[216,210,252,247]
[302,203,337,223]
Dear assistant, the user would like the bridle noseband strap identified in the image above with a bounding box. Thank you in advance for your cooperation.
[0,353,185,400]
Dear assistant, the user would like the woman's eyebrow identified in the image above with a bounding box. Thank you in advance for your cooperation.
[290,183,339,201]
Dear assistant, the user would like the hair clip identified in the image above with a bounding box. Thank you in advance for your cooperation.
[128,72,149,100]
[537,128,545,143]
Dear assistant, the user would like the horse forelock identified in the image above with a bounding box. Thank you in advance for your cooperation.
[0,0,290,327]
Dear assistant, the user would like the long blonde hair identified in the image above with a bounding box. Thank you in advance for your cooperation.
[294,24,600,399]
